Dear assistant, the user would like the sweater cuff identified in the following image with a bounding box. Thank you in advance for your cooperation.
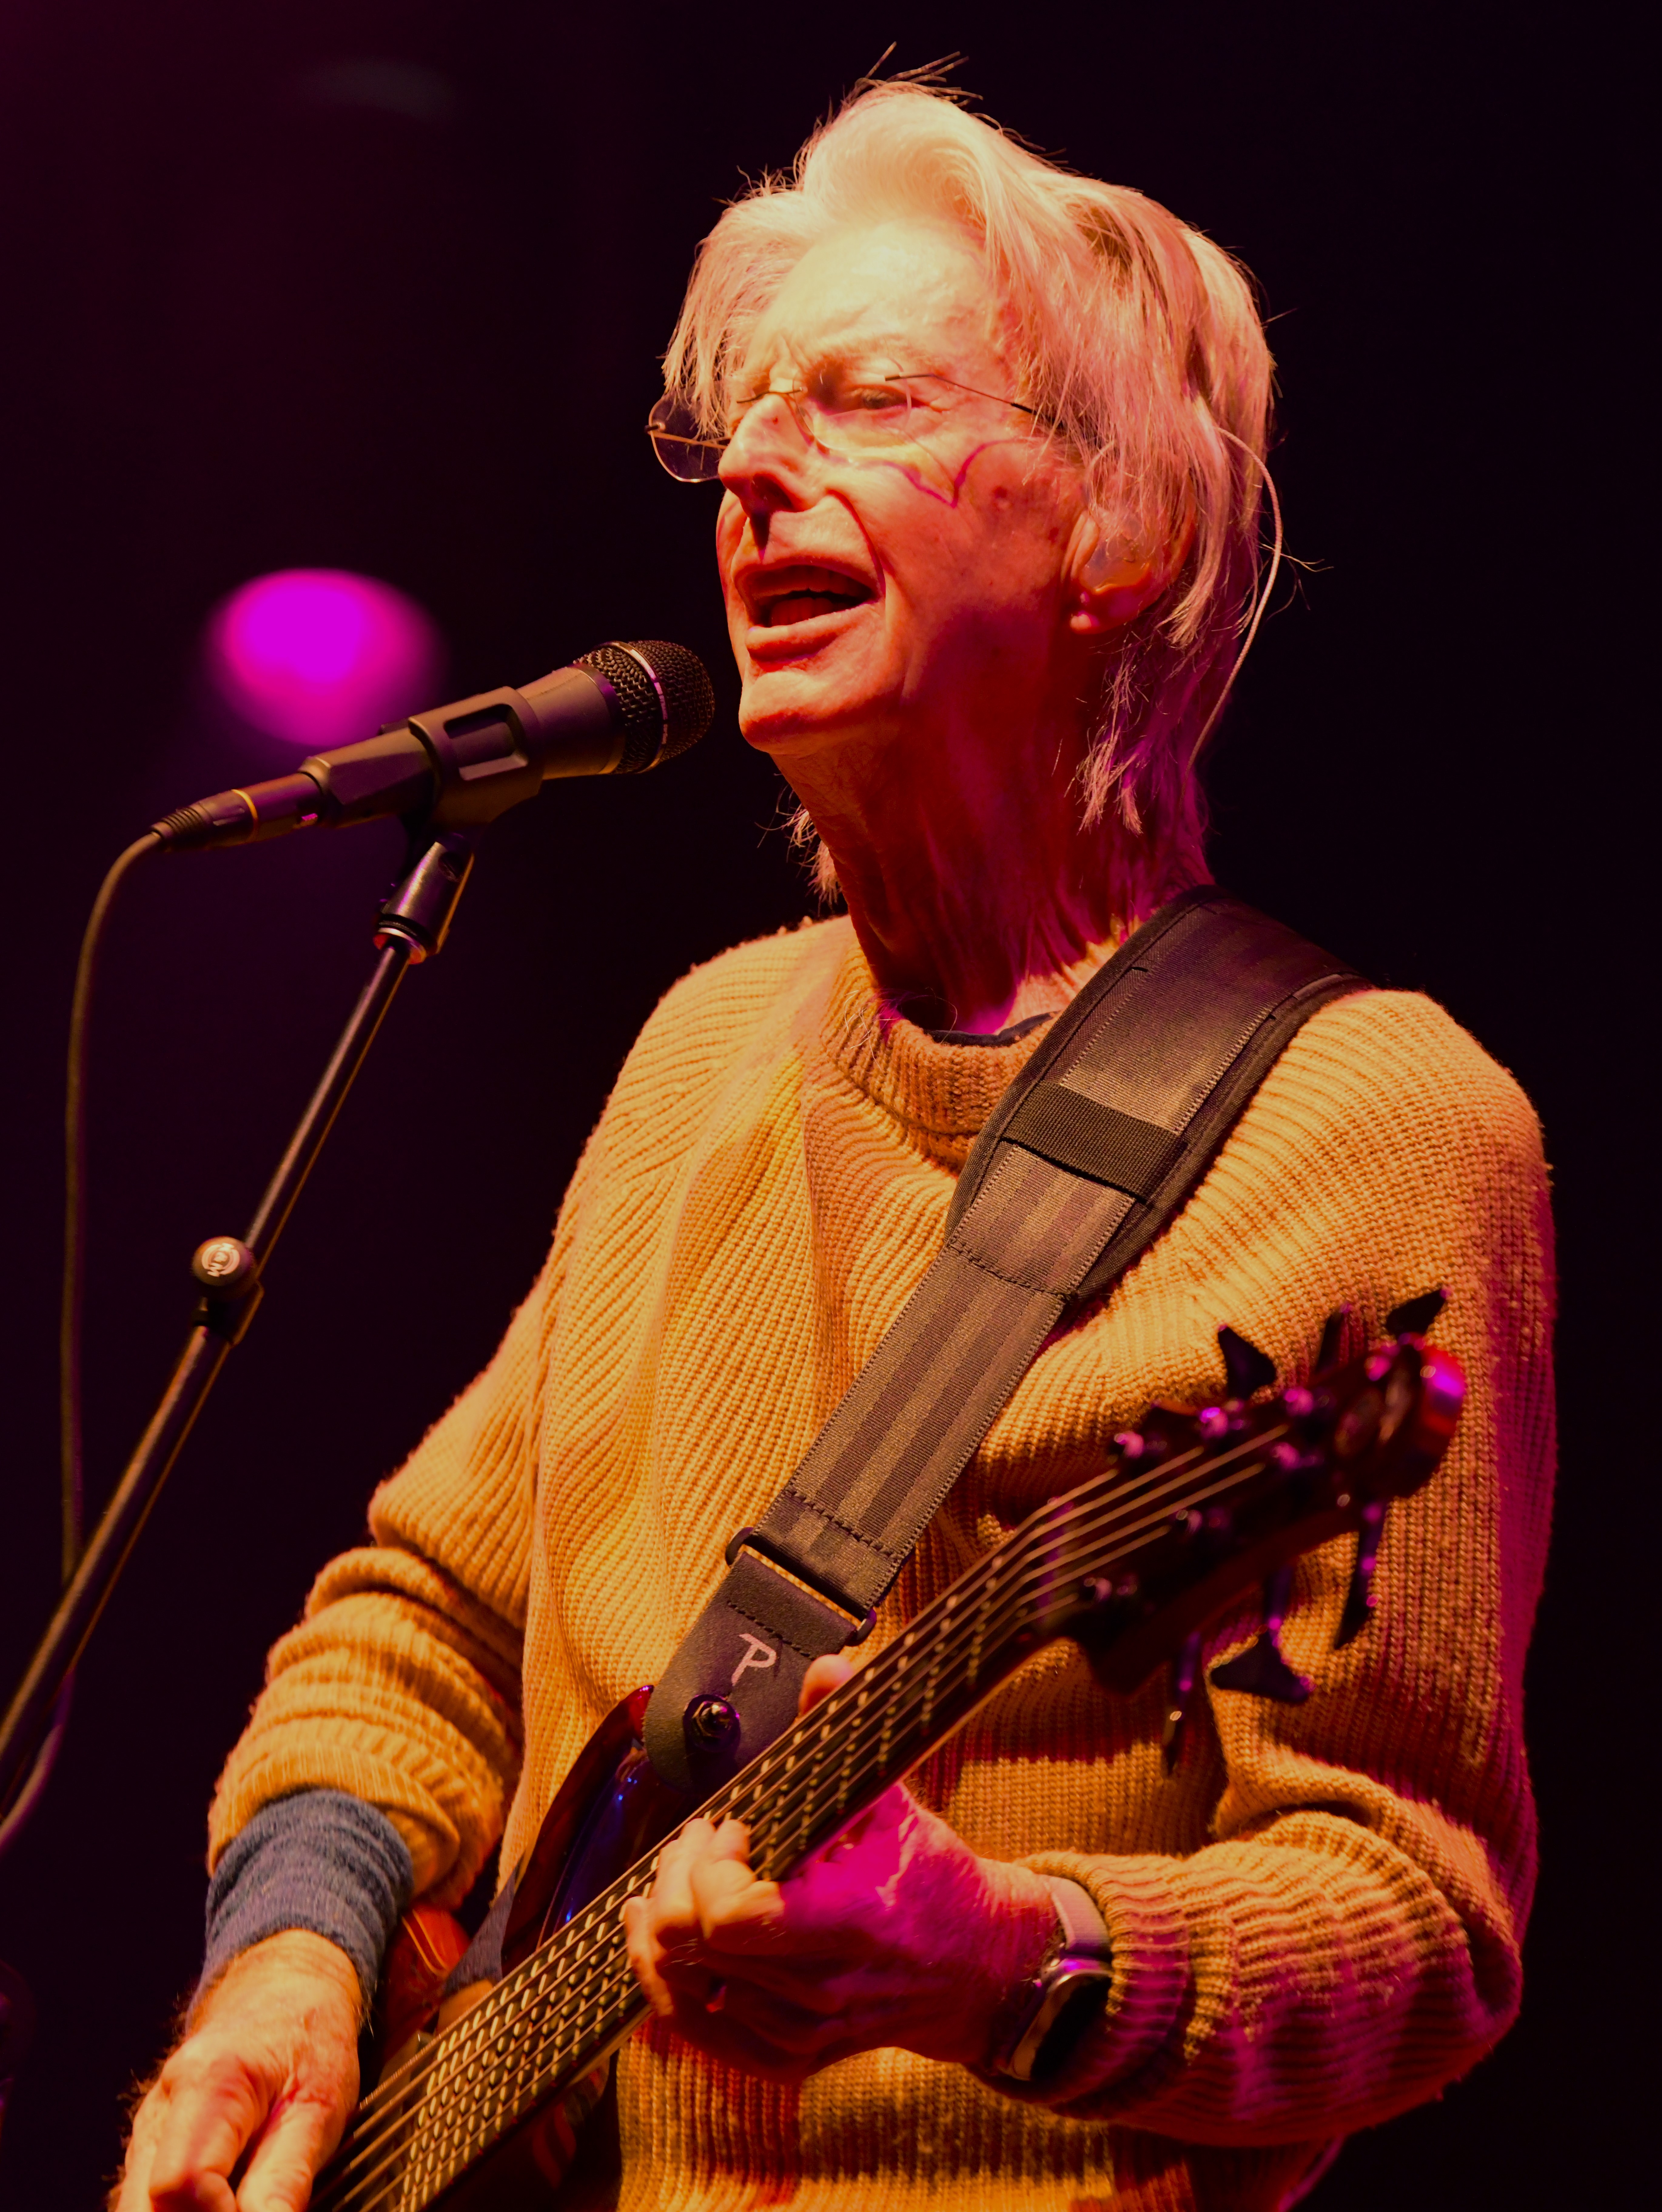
[982,1850,1191,2111]
[200,1789,414,2009]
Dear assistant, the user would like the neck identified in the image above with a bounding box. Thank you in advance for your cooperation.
[780,708,1169,1035]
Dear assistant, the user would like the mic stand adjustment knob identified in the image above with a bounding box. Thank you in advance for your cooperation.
[190,1236,264,1344]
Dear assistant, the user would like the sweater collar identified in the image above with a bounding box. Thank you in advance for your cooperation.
[819,936,1059,1172]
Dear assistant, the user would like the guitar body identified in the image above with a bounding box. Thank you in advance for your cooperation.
[502,1688,689,1972]
[376,1686,689,2207]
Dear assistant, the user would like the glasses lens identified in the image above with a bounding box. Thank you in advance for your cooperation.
[647,396,724,483]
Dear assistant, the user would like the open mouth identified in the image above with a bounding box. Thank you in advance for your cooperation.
[747,563,874,627]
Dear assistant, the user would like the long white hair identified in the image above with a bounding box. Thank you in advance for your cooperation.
[665,82,1274,920]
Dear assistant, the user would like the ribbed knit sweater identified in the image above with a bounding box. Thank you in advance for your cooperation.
[208,914,1555,2212]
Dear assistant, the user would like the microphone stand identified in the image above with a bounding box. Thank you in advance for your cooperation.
[0,821,478,1835]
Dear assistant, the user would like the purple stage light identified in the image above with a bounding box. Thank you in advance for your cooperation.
[206,569,443,750]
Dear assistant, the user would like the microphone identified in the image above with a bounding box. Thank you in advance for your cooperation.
[154,639,715,851]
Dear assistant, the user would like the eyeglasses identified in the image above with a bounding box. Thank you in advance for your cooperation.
[646,367,1043,483]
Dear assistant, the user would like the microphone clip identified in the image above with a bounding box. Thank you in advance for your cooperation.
[374,825,479,965]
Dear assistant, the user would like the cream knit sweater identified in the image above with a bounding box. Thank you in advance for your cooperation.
[209,915,1555,2212]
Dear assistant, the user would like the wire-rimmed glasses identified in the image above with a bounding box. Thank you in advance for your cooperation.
[646,367,1043,483]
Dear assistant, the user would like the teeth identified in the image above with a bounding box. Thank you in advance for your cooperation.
[752,567,868,624]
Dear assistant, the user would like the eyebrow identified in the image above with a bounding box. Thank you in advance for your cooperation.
[735,348,898,385]
[731,319,951,377]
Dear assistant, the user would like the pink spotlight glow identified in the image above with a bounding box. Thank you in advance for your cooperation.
[206,569,443,750]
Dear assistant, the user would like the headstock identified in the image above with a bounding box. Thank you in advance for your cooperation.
[1037,1299,1463,1764]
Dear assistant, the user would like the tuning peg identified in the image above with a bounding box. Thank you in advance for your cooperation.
[1217,1325,1277,1401]
[1162,1630,1203,1772]
[1210,1564,1312,1704]
[1335,1499,1388,1646]
[1315,1305,1352,1372]
[1386,1286,1447,1338]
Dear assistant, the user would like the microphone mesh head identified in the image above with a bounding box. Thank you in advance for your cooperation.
[575,640,715,773]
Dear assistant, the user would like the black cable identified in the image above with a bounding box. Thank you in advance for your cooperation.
[61,833,159,1578]
[0,832,159,1863]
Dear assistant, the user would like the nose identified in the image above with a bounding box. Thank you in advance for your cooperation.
[717,390,818,521]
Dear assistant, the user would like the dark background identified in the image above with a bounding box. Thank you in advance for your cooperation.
[0,4,1637,2205]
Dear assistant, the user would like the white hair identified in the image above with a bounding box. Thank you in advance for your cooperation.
[665,82,1274,919]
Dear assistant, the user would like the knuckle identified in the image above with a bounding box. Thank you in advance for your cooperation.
[164,2036,271,2116]
[243,2172,310,2212]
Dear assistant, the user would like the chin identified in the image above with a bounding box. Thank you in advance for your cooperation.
[737,662,865,752]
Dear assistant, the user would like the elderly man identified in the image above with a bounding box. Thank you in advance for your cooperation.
[117,83,1553,2212]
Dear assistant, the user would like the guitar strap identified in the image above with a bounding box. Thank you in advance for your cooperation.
[640,887,1365,1792]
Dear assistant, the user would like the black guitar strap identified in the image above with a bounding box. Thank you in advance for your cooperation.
[641,887,1365,1792]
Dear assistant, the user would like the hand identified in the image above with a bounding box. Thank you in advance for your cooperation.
[621,1657,1056,2082]
[113,1930,361,2212]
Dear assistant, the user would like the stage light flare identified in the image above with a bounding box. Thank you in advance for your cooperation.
[205,568,443,750]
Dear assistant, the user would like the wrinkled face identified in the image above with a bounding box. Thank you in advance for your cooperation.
[715,218,1087,764]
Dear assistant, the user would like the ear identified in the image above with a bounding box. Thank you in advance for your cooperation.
[1066,515,1193,634]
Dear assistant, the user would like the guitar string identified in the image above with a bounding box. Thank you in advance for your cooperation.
[316,1423,1309,2212]
[312,1424,1312,2209]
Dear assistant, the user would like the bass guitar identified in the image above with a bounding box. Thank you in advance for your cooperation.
[311,1305,1463,2211]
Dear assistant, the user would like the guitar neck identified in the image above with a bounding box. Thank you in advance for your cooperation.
[316,1416,1288,2212]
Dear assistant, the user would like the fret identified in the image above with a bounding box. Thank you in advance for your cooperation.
[730,1745,779,1831]
[790,1710,836,1864]
[787,1708,826,1867]
[918,1588,957,1737]
[504,1992,536,2099]
[832,1678,870,1818]
[858,1649,910,1792]
[966,1556,1000,1689]
[564,1975,622,2059]
[874,1627,913,1783]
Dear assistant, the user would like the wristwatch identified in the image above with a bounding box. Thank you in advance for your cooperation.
[993,1876,1115,2082]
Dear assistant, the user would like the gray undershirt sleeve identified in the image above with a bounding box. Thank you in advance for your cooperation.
[199,1789,414,2008]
